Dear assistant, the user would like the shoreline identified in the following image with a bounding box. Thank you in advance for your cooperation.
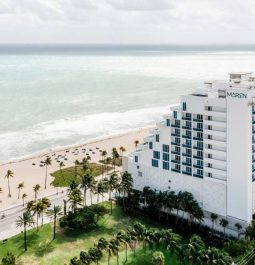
[0,125,154,166]
[0,126,152,210]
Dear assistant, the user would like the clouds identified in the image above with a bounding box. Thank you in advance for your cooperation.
[0,0,255,44]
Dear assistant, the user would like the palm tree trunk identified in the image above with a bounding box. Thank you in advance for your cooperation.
[8,178,11,197]
[83,188,86,207]
[24,225,27,251]
[125,244,128,262]
[41,212,44,226]
[90,190,93,205]
[53,217,56,240]
[45,166,48,189]
[134,241,136,257]
[18,189,20,199]
[108,253,110,265]
[36,213,39,232]
[109,191,112,214]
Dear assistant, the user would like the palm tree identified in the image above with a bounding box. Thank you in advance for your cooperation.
[68,188,83,213]
[134,140,139,150]
[59,161,65,181]
[17,182,24,199]
[111,148,120,170]
[22,193,27,207]
[152,251,165,265]
[74,160,80,178]
[120,171,133,211]
[80,251,91,265]
[210,213,218,233]
[44,156,52,189]
[107,173,119,214]
[88,247,102,265]
[96,181,106,204]
[119,146,126,157]
[41,197,51,226]
[159,229,180,257]
[220,218,229,238]
[105,157,111,175]
[33,184,41,202]
[16,211,35,251]
[47,205,62,240]
[235,223,242,239]
[80,173,93,206]
[32,200,44,232]
[107,239,119,265]
[101,150,107,175]
[96,237,108,252]
[5,170,14,197]
[116,231,126,260]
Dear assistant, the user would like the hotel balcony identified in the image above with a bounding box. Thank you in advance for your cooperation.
[182,134,192,139]
[204,110,226,118]
[171,123,180,128]
[204,129,226,137]
[204,119,226,128]
[193,164,203,169]
[193,127,203,132]
[182,171,192,176]
[182,161,192,166]
[182,143,192,148]
[204,166,227,177]
[171,132,180,137]
[193,118,203,122]
[182,125,192,130]
[204,147,226,157]
[182,116,192,121]
[193,173,203,178]
[171,150,180,155]
[171,159,181,163]
[171,141,180,146]
[204,157,226,166]
[171,168,181,173]
[204,139,227,147]
[182,152,192,157]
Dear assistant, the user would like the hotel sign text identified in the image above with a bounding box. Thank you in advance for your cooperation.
[227,92,247,98]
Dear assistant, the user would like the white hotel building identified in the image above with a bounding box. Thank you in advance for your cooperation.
[124,72,255,232]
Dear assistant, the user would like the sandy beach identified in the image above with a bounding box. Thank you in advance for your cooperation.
[0,127,151,210]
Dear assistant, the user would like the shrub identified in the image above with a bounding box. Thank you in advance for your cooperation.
[2,252,16,265]
[59,205,106,231]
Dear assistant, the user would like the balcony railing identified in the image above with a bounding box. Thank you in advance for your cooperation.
[182,135,192,139]
[182,153,192,157]
[171,168,181,173]
[171,159,181,164]
[193,174,203,178]
[193,164,203,169]
[171,151,180,155]
[171,141,180,146]
[182,171,192,176]
[182,161,192,166]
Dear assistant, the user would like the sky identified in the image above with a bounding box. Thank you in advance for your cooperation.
[0,0,255,44]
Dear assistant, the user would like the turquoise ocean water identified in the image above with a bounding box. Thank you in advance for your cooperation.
[1,45,255,162]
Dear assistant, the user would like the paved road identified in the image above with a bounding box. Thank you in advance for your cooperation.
[0,189,109,241]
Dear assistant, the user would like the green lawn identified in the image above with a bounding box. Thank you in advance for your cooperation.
[51,163,113,187]
[0,204,183,265]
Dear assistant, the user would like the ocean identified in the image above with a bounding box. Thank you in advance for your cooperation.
[1,44,255,162]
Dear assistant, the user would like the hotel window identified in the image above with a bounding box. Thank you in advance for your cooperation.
[197,132,203,139]
[173,111,177,119]
[208,144,212,149]
[175,164,181,170]
[176,155,181,161]
[149,142,153,149]
[186,166,191,173]
[163,153,170,161]
[152,159,159,167]
[186,157,192,164]
[198,141,203,148]
[197,123,203,129]
[197,151,203,158]
[197,169,203,176]
[207,106,212,111]
[183,102,187,111]
[156,134,159,142]
[153,151,160,159]
[208,163,212,168]
[208,125,212,130]
[208,135,212,140]
[208,154,212,158]
[166,119,170,127]
[175,146,180,153]
[208,116,212,121]
[175,137,180,144]
[186,139,191,146]
[208,172,212,177]
[197,114,203,120]
[162,144,169,153]
[198,160,203,167]
[163,161,170,170]
[135,156,138,163]
[186,148,192,155]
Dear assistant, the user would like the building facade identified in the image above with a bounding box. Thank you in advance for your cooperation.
[124,72,255,232]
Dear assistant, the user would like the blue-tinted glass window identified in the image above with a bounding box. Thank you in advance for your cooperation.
[156,134,159,142]
[166,119,170,127]
[162,144,169,153]
[135,156,138,163]
[153,151,160,159]
[163,161,169,170]
[152,159,159,167]
[173,111,177,119]
[149,142,153,149]
[163,153,170,161]
[183,102,187,111]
